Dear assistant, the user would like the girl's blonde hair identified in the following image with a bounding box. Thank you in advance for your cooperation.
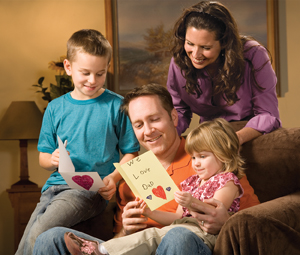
[185,118,245,179]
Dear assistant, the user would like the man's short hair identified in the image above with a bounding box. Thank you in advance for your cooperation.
[121,83,174,118]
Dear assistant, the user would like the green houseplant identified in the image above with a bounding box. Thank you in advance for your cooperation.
[33,56,73,102]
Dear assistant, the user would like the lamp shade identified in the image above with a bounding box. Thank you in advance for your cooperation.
[0,101,43,140]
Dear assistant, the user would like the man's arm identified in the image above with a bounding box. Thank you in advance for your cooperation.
[189,198,230,235]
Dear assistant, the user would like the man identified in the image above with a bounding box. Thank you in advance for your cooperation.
[33,84,259,254]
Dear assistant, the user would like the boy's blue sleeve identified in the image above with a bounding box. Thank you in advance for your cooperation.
[37,106,57,154]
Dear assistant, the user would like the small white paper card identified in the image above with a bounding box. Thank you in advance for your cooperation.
[58,135,105,192]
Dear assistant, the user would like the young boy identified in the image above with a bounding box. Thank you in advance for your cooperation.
[15,29,140,255]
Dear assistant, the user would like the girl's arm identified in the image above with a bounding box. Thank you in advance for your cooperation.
[212,181,240,210]
[175,180,240,213]
[175,191,216,213]
[140,200,183,226]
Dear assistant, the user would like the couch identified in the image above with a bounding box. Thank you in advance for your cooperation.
[72,124,300,255]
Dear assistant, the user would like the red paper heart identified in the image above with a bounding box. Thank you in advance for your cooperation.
[72,175,94,190]
[152,185,166,200]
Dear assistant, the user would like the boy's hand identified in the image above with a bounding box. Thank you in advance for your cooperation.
[98,175,116,200]
[50,148,70,168]
[174,191,193,208]
[50,149,60,168]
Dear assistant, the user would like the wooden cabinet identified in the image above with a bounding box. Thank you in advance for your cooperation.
[7,187,41,252]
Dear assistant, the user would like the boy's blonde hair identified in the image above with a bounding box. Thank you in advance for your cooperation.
[185,118,245,179]
[66,29,112,63]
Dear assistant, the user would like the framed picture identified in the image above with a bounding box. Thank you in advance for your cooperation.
[105,0,280,96]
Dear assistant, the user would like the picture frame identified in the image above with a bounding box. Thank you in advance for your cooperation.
[105,0,281,96]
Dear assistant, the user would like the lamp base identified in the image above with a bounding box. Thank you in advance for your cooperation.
[10,179,39,190]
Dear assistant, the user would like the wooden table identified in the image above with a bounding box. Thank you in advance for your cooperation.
[7,186,41,252]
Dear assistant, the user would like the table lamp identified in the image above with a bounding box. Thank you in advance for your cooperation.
[0,101,43,189]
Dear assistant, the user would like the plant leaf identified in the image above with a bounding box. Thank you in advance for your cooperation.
[38,77,45,85]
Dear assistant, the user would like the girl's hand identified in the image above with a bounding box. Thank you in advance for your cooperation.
[139,199,152,217]
[174,191,193,208]
[98,175,116,200]
[117,197,148,237]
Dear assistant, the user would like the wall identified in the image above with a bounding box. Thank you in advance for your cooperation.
[277,0,300,128]
[0,0,300,254]
[0,1,106,254]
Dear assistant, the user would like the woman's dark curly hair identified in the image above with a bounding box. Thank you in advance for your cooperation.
[172,1,267,105]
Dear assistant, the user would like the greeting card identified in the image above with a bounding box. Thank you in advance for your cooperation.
[114,150,179,210]
[57,136,105,192]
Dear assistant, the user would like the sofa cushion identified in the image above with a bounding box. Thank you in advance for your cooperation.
[240,127,300,203]
[213,191,300,255]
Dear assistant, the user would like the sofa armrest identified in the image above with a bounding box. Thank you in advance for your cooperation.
[213,191,300,255]
[230,124,300,202]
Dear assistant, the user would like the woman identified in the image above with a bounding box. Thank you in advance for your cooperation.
[167,0,281,145]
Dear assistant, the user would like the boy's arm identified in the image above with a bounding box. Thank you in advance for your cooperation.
[39,150,60,171]
[114,152,139,183]
[99,152,138,200]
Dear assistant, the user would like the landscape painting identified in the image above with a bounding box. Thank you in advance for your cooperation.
[106,0,269,94]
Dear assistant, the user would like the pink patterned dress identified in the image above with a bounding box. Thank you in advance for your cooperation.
[181,172,244,217]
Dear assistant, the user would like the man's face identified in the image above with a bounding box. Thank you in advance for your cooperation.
[128,95,178,158]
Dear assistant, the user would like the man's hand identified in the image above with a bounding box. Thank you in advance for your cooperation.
[115,198,148,237]
[98,175,116,200]
[189,198,230,235]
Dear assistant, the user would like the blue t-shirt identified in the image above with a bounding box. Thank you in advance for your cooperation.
[38,90,140,193]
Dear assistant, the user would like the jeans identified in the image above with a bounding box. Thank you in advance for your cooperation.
[33,227,212,255]
[16,185,105,255]
[33,227,104,255]
[156,227,212,255]
[102,218,215,255]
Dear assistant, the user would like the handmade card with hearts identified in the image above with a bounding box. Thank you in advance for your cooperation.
[57,136,105,192]
[114,151,179,210]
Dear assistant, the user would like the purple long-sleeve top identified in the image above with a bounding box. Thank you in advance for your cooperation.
[167,40,281,135]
